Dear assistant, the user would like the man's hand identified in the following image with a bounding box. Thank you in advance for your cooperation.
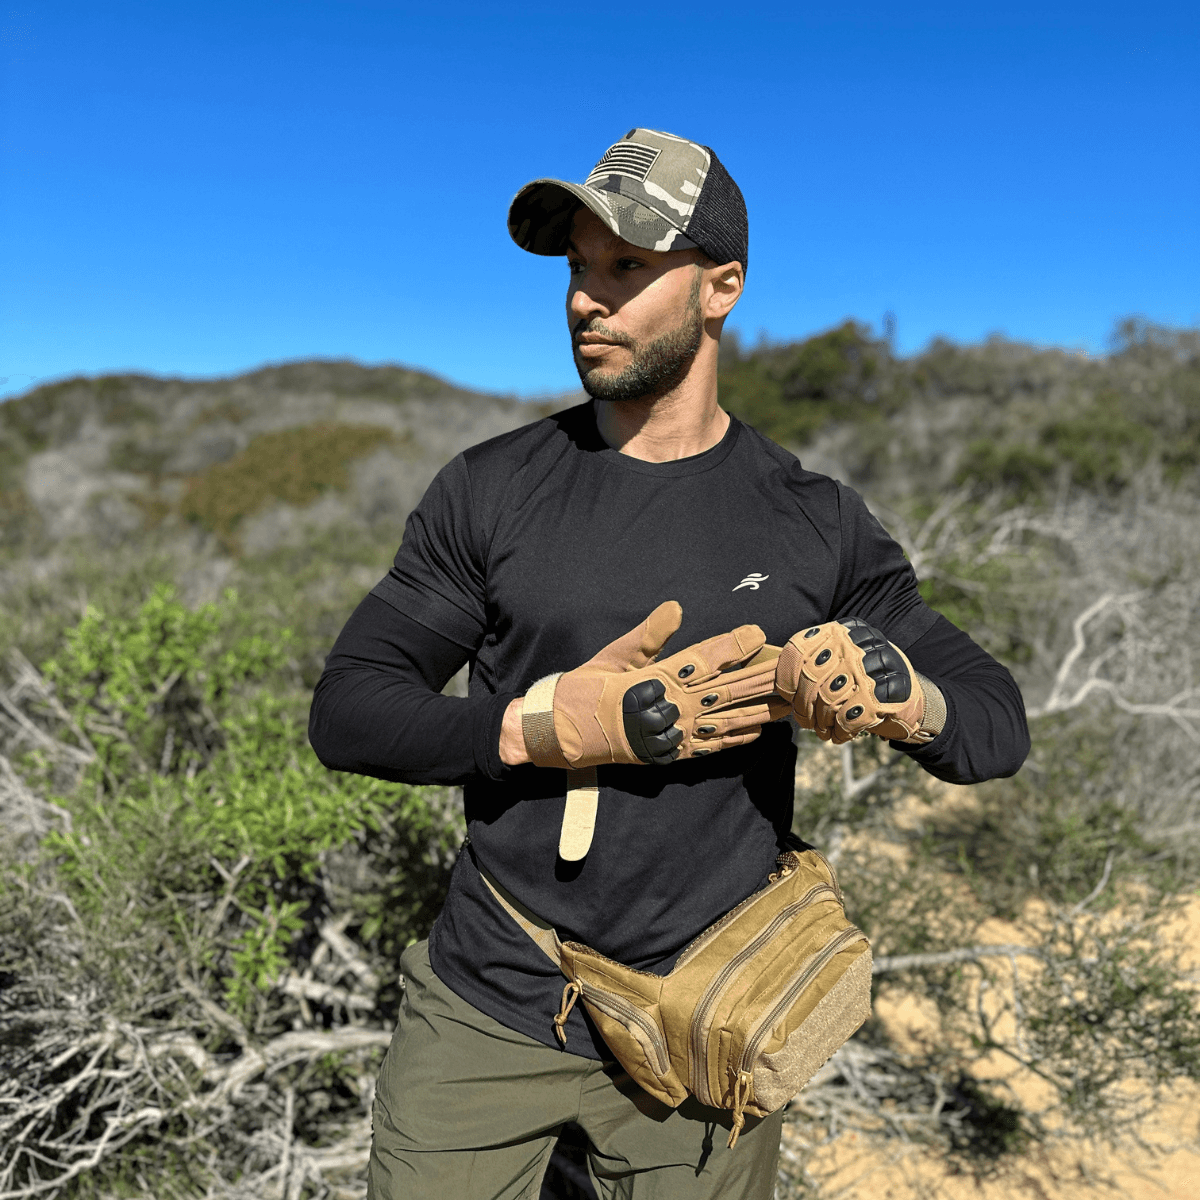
[517,602,786,770]
[775,618,942,745]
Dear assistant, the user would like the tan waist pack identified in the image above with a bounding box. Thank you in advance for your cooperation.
[478,843,872,1147]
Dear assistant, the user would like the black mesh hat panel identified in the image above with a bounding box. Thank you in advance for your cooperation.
[688,148,749,275]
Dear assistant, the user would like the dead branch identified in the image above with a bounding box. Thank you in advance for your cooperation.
[872,944,1044,974]
[0,1009,391,1200]
[1027,592,1200,735]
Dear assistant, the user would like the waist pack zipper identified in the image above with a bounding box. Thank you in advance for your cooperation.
[674,852,803,970]
[724,925,866,1149]
[579,981,671,1077]
[738,925,867,1076]
[809,847,844,903]
[687,883,838,1104]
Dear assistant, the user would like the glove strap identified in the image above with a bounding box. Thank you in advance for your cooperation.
[522,673,567,767]
[559,768,599,862]
[912,673,947,742]
[520,673,600,860]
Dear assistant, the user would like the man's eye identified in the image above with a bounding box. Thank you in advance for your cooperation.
[617,258,642,271]
[567,260,584,275]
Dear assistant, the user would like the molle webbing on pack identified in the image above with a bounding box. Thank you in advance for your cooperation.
[477,847,872,1148]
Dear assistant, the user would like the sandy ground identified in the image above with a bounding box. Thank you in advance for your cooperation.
[785,1123,1200,1200]
[782,893,1200,1199]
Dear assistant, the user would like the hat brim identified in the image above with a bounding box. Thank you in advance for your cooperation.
[508,179,699,257]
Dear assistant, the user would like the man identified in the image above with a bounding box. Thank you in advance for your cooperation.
[309,128,1030,1199]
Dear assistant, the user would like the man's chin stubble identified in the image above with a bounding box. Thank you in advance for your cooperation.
[574,291,704,404]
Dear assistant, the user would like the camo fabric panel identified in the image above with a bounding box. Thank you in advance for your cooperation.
[508,127,710,255]
[584,128,711,251]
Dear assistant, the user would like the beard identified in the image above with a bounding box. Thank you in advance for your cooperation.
[573,274,704,404]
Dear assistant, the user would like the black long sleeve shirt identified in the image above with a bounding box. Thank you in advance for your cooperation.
[309,404,1029,1057]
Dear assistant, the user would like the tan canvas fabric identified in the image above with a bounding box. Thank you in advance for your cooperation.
[521,601,787,770]
[775,621,934,743]
[558,767,600,861]
[479,847,871,1150]
[914,671,947,737]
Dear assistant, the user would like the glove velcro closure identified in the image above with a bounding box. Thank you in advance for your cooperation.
[911,672,947,742]
[522,672,571,768]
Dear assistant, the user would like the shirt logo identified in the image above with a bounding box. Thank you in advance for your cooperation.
[733,573,769,592]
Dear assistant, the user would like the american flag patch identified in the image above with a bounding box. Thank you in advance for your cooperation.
[585,142,661,186]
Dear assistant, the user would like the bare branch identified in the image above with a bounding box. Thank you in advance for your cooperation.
[839,742,903,805]
[1071,850,1116,916]
[872,944,1045,975]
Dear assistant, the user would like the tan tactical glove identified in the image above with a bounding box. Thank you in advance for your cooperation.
[522,601,786,769]
[774,618,945,745]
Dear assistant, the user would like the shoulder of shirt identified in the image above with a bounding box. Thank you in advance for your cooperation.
[457,400,591,474]
[732,417,848,501]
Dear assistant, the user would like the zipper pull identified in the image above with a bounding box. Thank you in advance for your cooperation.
[727,1069,754,1149]
[553,980,582,1047]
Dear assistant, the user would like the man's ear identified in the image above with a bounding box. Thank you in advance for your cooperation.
[703,262,744,320]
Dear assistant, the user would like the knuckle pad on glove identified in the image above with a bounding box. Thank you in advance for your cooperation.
[623,677,665,713]
[839,619,913,703]
[621,679,682,764]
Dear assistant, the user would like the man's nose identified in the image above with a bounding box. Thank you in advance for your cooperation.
[568,283,609,322]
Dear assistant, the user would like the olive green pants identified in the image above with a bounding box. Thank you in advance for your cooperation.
[368,940,784,1200]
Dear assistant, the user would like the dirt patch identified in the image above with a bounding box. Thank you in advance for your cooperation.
[788,893,1200,1198]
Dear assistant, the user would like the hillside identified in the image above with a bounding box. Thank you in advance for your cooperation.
[0,360,568,558]
[720,317,1200,497]
[2,325,1199,1199]
[5,319,1197,567]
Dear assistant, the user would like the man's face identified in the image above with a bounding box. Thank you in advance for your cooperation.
[565,207,706,404]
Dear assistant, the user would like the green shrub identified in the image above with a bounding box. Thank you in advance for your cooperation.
[719,321,892,445]
[30,583,461,1022]
[0,582,463,1194]
[180,423,402,542]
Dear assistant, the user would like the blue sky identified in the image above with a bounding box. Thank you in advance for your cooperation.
[2,1,1197,400]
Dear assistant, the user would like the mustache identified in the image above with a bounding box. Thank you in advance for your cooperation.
[572,319,636,348]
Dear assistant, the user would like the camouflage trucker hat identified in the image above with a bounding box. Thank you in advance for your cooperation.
[508,128,748,274]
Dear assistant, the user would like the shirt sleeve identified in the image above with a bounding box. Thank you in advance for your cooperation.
[370,453,488,651]
[308,454,517,785]
[829,483,1029,785]
[307,594,517,785]
[895,614,1031,784]
[830,483,939,649]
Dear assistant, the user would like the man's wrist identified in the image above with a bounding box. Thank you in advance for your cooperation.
[893,674,947,744]
[914,674,947,739]
[499,697,530,766]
